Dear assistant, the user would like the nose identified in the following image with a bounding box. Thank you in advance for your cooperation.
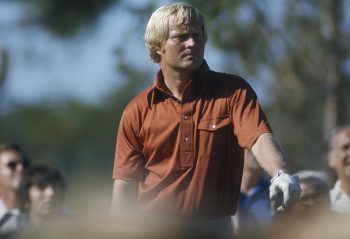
[44,186,55,197]
[347,146,350,156]
[303,198,315,207]
[185,36,195,48]
[15,163,24,172]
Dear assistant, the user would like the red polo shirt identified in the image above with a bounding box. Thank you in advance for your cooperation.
[113,61,271,219]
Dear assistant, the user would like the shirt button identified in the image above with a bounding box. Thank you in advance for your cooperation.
[184,136,189,142]
[184,115,189,120]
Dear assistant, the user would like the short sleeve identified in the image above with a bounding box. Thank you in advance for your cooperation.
[228,79,272,149]
[113,108,145,181]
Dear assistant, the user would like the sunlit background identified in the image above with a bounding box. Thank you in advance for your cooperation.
[1,0,350,217]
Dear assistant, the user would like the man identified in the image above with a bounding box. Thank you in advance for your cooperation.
[234,150,273,232]
[291,170,330,215]
[111,2,300,236]
[18,165,67,227]
[0,143,30,234]
[328,125,350,214]
[268,171,334,239]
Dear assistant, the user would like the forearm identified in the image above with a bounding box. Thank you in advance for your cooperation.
[251,133,289,177]
[111,179,139,215]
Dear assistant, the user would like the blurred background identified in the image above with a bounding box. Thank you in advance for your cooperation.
[1,0,350,215]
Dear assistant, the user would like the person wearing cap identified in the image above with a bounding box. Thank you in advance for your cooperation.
[291,170,330,215]
[111,2,301,237]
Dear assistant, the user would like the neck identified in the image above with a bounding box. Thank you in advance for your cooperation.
[340,180,350,195]
[0,188,19,209]
[161,66,196,100]
[30,212,45,227]
[30,211,59,227]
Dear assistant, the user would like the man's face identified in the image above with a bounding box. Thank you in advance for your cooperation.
[158,20,205,74]
[329,128,350,183]
[292,181,329,213]
[29,183,64,217]
[0,150,26,190]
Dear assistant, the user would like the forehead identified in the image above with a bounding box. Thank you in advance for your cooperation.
[300,181,319,196]
[333,129,350,147]
[31,181,62,188]
[0,150,22,164]
[169,20,203,34]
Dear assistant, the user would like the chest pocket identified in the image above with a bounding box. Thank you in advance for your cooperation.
[198,116,231,131]
[197,115,231,157]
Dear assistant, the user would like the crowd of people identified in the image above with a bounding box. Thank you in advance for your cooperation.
[0,143,69,238]
[1,126,349,238]
[234,126,350,238]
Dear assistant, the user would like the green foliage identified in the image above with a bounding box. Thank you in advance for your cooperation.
[30,0,119,37]
[188,0,350,170]
[4,0,350,209]
[0,60,152,210]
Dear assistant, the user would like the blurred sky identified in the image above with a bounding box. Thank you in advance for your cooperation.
[0,0,227,106]
[3,0,334,107]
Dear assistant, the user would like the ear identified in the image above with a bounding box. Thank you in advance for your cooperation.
[327,150,336,169]
[156,43,166,55]
[156,46,163,55]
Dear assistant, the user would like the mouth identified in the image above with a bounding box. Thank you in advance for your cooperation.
[41,202,59,213]
[343,158,350,175]
[182,51,198,58]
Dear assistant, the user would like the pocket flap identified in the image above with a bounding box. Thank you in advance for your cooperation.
[198,116,231,131]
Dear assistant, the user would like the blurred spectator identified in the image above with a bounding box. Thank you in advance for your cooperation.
[19,165,68,227]
[291,170,330,215]
[266,170,333,239]
[0,143,30,234]
[234,150,273,232]
[327,125,350,214]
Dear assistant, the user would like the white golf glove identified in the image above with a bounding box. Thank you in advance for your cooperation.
[269,170,301,211]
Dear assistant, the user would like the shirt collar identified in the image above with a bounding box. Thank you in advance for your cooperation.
[0,199,7,218]
[147,60,214,107]
[0,199,21,217]
[331,180,350,201]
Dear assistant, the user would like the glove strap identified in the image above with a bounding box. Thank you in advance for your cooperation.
[270,169,286,183]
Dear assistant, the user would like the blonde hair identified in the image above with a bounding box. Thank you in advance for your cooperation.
[144,2,207,63]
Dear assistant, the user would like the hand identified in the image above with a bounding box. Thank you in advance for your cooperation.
[269,170,301,211]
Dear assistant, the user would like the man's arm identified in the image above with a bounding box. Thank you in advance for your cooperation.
[111,179,139,216]
[251,132,300,210]
[251,132,289,176]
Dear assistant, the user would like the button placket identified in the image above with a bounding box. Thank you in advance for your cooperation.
[179,102,194,167]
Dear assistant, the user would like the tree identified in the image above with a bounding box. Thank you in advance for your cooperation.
[188,0,350,169]
[0,48,9,110]
[27,0,119,37]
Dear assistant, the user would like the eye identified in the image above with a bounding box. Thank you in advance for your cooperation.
[175,34,188,41]
[192,33,202,41]
[341,143,350,151]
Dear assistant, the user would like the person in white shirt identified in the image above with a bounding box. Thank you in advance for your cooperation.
[0,143,30,234]
[327,126,350,214]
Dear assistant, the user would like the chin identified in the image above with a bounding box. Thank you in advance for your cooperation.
[11,181,21,189]
[183,60,202,70]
